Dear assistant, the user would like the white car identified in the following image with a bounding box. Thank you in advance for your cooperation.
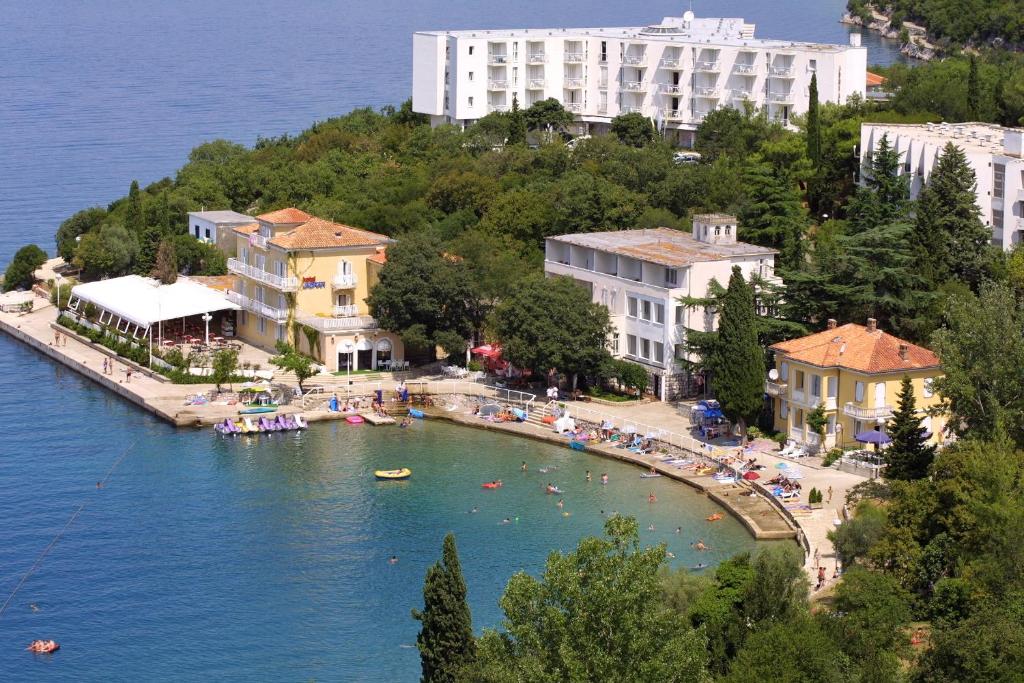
[673,151,702,165]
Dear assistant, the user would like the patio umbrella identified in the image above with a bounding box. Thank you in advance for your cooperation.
[471,344,501,358]
[854,430,892,445]
[742,471,760,481]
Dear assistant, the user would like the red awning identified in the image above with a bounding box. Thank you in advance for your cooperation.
[471,344,502,358]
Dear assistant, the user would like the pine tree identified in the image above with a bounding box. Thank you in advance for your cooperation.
[847,133,910,232]
[507,94,527,146]
[967,56,980,120]
[153,240,178,284]
[709,266,765,439]
[806,73,821,167]
[125,180,144,234]
[739,163,809,269]
[912,143,992,291]
[884,376,935,480]
[412,533,476,682]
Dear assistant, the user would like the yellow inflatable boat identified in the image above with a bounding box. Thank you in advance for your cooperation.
[375,468,412,480]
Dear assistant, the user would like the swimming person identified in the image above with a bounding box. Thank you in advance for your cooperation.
[500,518,511,525]
[647,523,655,531]
[521,461,528,472]
[675,527,682,534]
[586,470,592,482]
[556,499,564,509]
[388,556,398,564]
[469,507,478,514]
[648,492,657,503]
[601,473,609,485]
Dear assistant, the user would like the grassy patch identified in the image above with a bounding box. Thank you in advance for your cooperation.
[585,386,639,402]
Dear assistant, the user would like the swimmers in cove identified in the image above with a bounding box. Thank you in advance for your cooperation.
[501,518,512,525]
[556,499,564,509]
[521,461,528,472]
[666,551,675,559]
[586,470,592,482]
[691,539,709,552]
[647,523,655,531]
[469,507,479,514]
[648,492,657,503]
[388,556,399,564]
[675,526,682,534]
[601,473,609,485]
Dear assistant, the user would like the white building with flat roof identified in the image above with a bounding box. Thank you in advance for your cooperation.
[860,122,1024,249]
[544,216,777,400]
[188,210,256,256]
[413,11,866,146]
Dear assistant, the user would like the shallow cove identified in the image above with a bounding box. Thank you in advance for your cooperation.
[0,336,769,680]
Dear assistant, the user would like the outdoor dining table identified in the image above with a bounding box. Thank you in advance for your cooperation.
[379,360,392,370]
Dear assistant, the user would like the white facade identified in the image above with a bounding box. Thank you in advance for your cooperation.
[860,122,1024,249]
[413,12,866,145]
[544,217,777,400]
[187,210,255,256]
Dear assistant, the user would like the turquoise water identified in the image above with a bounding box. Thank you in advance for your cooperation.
[0,335,766,680]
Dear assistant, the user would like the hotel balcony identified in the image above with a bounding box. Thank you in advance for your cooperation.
[227,258,299,291]
[733,63,757,74]
[226,290,289,323]
[663,109,686,122]
[660,83,683,95]
[527,53,547,64]
[660,58,682,69]
[622,81,645,91]
[694,61,720,72]
[843,403,895,420]
[765,380,788,397]
[332,304,359,317]
[489,104,510,113]
[731,89,754,101]
[597,105,608,114]
[694,87,720,98]
[565,102,583,113]
[770,66,796,78]
[768,92,794,103]
[622,54,646,66]
[564,52,585,63]
[621,105,644,114]
[487,79,509,90]
[487,54,509,65]
[692,111,711,122]
[527,78,546,89]
[564,77,585,89]
[332,273,357,289]
[300,313,378,331]
[247,233,268,249]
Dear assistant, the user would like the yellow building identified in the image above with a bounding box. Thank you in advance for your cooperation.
[767,318,946,450]
[226,208,403,372]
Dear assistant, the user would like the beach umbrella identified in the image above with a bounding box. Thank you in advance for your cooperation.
[479,404,501,417]
[742,471,760,480]
[854,430,892,445]
[774,462,790,469]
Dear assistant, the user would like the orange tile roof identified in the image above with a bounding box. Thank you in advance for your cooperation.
[368,250,388,265]
[231,222,259,235]
[866,71,887,87]
[770,323,940,374]
[269,217,391,250]
[257,208,312,225]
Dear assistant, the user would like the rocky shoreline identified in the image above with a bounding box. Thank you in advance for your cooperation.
[841,6,937,60]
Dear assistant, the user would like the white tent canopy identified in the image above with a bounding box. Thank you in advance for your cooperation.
[70,275,239,329]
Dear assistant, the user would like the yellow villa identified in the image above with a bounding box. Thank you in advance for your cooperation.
[226,208,403,372]
[766,318,946,450]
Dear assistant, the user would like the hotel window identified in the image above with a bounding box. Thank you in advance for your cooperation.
[276,323,285,342]
[274,260,286,277]
[675,343,686,360]
[780,361,789,382]
[627,334,637,356]
[665,268,678,285]
[468,71,474,81]
[259,224,271,239]
[810,374,821,399]
[278,294,286,310]
[675,306,684,325]
[468,96,474,107]
[205,228,211,239]
[627,296,638,317]
[241,246,249,264]
[780,399,789,419]
[993,208,1004,229]
[923,378,934,398]
[194,224,201,237]
[994,163,1006,198]
[469,46,474,55]
[640,338,651,359]
[610,332,620,354]
[257,316,266,334]
[653,342,664,363]
[654,303,664,324]
[795,370,805,391]
[641,300,652,321]
[855,381,865,402]
[809,59,817,72]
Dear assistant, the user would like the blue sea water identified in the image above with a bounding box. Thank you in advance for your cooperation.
[0,338,769,680]
[0,0,904,267]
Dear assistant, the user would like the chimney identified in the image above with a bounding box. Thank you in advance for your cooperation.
[866,317,877,332]
[899,343,909,361]
[827,318,837,330]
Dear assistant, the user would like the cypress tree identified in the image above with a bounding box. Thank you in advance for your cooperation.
[125,179,144,235]
[884,376,935,480]
[848,133,910,232]
[738,162,809,268]
[507,94,527,146]
[967,56,980,120]
[710,266,765,440]
[912,143,991,290]
[412,533,476,682]
[806,73,821,166]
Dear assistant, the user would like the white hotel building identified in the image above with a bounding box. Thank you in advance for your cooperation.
[860,122,1024,249]
[544,216,777,401]
[412,12,866,146]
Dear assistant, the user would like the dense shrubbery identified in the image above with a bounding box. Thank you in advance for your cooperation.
[850,0,1024,46]
[3,244,47,291]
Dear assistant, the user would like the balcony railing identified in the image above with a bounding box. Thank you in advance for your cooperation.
[332,272,357,289]
[527,53,547,64]
[226,290,289,323]
[660,58,682,68]
[489,104,509,112]
[770,66,795,77]
[300,314,378,331]
[694,61,720,72]
[621,106,644,114]
[694,87,720,97]
[660,83,683,94]
[765,380,788,397]
[487,54,509,64]
[565,102,583,113]
[597,105,608,114]
[564,77,585,88]
[246,233,268,249]
[622,54,646,66]
[663,109,686,121]
[527,78,546,89]
[227,258,299,291]
[622,81,645,91]
[733,63,757,74]
[564,52,585,63]
[731,89,754,100]
[843,403,895,420]
[768,92,794,103]
[487,79,508,90]
[332,304,359,317]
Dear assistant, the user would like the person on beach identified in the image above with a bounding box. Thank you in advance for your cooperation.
[125,367,132,383]
[53,330,59,346]
[816,565,826,590]
[827,485,833,504]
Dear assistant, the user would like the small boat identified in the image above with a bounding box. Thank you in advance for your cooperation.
[568,440,586,451]
[375,468,411,480]
[408,408,425,419]
[482,481,503,489]
[258,416,280,432]
[27,640,59,654]
[294,415,309,429]
[346,415,365,424]
[214,418,240,435]
[640,473,661,479]
[243,417,260,433]
[239,405,278,415]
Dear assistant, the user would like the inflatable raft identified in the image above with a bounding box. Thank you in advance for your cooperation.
[375,468,411,480]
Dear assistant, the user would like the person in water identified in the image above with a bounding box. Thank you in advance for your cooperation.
[601,473,609,485]
[647,523,655,531]
[500,518,511,525]
[675,526,682,534]
[521,461,528,472]
[469,507,478,514]
[388,556,398,564]
[648,492,657,503]
[557,499,564,509]
[585,470,592,482]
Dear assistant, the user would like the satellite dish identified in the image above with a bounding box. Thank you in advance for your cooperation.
[768,369,779,380]
[683,9,695,23]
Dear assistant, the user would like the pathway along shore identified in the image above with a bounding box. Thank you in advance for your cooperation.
[3,295,850,577]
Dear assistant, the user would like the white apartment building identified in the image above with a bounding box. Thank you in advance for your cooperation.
[861,122,1024,249]
[544,216,777,400]
[413,11,866,146]
[188,210,255,256]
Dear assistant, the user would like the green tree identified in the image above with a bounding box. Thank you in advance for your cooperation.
[741,544,809,627]
[210,348,239,392]
[472,516,709,683]
[827,567,911,673]
[847,134,910,232]
[967,55,980,119]
[914,604,1024,683]
[124,179,144,234]
[705,266,765,439]
[738,162,808,268]
[2,244,47,292]
[884,375,936,480]
[828,500,888,568]
[805,403,828,453]
[412,533,475,683]
[523,98,573,134]
[506,94,527,146]
[724,615,852,683]
[73,223,138,280]
[610,112,656,147]
[488,274,610,389]
[55,206,107,261]
[931,282,1024,446]
[806,73,821,166]
[152,240,178,284]
[268,341,316,391]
